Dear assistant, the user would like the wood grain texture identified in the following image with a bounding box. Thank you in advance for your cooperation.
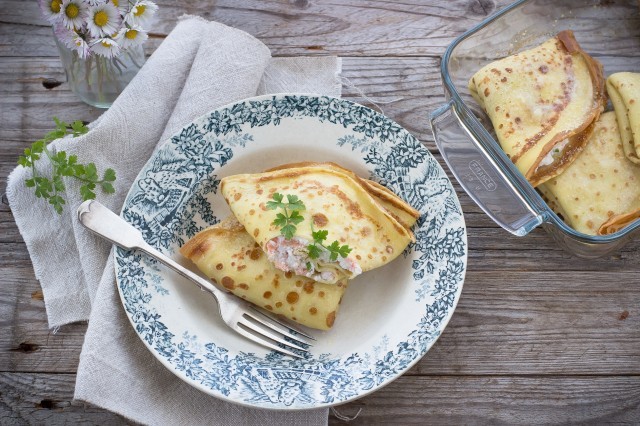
[2,373,639,425]
[0,373,131,425]
[3,0,640,423]
[1,0,511,57]
[328,375,640,424]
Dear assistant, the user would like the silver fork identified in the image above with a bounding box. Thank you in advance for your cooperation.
[77,200,314,359]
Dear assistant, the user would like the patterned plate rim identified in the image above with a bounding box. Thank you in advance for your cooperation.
[114,93,468,410]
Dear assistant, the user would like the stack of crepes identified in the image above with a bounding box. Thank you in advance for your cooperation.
[469,30,640,235]
[180,162,419,330]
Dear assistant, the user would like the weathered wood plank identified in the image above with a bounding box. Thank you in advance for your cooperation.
[2,372,639,425]
[0,0,511,57]
[0,372,131,425]
[3,53,640,142]
[4,0,640,58]
[329,375,640,424]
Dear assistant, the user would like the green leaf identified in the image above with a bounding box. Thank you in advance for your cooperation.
[281,223,297,239]
[101,182,115,194]
[17,156,30,167]
[272,192,284,203]
[80,184,96,201]
[73,164,85,175]
[34,181,51,198]
[265,200,280,210]
[307,244,322,259]
[286,194,305,211]
[71,120,89,136]
[288,210,305,225]
[85,163,98,180]
[32,141,46,153]
[49,195,65,214]
[25,178,35,187]
[103,168,116,182]
[338,244,352,258]
[312,229,328,243]
[272,213,288,228]
[326,240,342,262]
[53,175,65,192]
[327,240,341,252]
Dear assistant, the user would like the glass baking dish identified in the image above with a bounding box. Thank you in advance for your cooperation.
[430,0,640,258]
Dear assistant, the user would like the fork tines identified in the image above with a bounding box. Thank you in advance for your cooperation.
[234,309,315,359]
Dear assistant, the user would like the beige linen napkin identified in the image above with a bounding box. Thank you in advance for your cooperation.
[7,15,340,425]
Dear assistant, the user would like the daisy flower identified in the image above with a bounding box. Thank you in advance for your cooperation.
[71,33,91,59]
[60,0,86,30]
[110,0,130,15]
[53,21,77,49]
[91,37,120,58]
[125,1,158,27]
[115,26,148,50]
[87,3,121,38]
[39,0,63,23]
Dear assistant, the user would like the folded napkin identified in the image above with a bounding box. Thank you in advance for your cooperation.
[7,15,341,425]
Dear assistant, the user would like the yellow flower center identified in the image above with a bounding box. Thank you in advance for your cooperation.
[50,0,61,13]
[125,29,138,40]
[112,0,119,6]
[134,5,146,17]
[94,10,109,27]
[65,3,79,19]
[101,41,112,48]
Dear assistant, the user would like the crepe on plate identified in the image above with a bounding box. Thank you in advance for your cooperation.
[220,165,416,285]
[180,217,347,330]
[469,30,606,187]
[265,161,420,231]
[539,112,640,235]
[607,72,640,164]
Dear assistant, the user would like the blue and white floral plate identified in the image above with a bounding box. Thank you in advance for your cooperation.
[115,94,467,410]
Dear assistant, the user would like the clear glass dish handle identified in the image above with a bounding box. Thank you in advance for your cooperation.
[430,101,543,236]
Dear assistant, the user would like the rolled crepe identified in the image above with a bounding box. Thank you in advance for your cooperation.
[539,112,640,235]
[265,161,420,231]
[469,30,606,187]
[607,72,640,164]
[220,165,415,284]
[180,217,347,330]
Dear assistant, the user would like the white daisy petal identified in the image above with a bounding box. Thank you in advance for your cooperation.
[39,0,63,23]
[87,3,121,38]
[115,26,148,50]
[60,0,86,30]
[91,37,120,58]
[53,21,77,49]
[124,0,158,27]
[69,33,91,59]
[110,0,130,15]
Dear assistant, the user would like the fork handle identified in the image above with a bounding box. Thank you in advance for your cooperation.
[77,200,224,304]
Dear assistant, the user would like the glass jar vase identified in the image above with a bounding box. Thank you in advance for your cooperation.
[55,38,145,109]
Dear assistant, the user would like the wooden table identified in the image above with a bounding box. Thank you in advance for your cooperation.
[2,1,640,423]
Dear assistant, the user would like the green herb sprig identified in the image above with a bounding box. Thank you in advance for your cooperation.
[266,192,353,262]
[266,192,306,239]
[17,117,116,214]
[308,229,352,261]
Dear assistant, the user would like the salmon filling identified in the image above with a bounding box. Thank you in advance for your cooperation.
[265,236,362,284]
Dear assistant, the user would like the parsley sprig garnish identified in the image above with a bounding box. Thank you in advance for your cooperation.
[308,229,352,261]
[266,192,306,239]
[17,117,117,214]
[266,192,353,264]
